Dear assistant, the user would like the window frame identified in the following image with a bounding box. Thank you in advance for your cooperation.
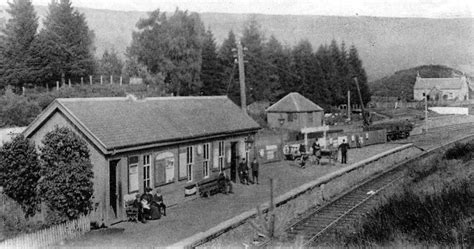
[218,141,225,170]
[202,143,210,178]
[143,154,151,189]
[186,146,193,182]
[128,156,139,194]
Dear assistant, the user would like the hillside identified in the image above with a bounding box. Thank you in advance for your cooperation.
[369,65,466,100]
[1,5,473,80]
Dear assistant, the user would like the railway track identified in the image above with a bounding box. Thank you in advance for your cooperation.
[260,122,474,248]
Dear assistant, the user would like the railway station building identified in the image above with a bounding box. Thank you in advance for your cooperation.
[413,74,470,101]
[23,95,260,225]
[266,92,324,131]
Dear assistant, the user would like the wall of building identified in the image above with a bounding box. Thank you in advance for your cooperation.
[28,111,108,225]
[267,111,323,131]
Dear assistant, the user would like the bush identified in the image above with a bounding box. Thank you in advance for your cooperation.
[38,127,94,224]
[0,135,41,217]
[0,87,40,127]
[444,142,474,161]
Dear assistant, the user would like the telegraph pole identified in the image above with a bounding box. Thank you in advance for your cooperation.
[236,40,247,114]
[347,90,351,121]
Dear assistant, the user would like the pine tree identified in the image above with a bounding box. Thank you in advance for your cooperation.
[241,17,268,102]
[0,0,38,89]
[348,45,371,105]
[218,30,239,104]
[200,29,224,95]
[263,35,289,101]
[32,0,95,86]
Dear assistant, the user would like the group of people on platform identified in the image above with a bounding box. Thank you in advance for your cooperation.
[133,187,167,223]
[238,157,259,185]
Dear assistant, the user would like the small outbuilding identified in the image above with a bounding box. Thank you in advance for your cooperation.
[266,92,324,131]
[413,74,469,101]
[23,95,260,225]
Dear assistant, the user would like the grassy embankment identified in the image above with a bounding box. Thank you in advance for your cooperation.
[329,141,474,248]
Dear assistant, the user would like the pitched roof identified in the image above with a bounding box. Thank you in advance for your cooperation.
[266,92,324,113]
[414,77,466,90]
[24,96,260,153]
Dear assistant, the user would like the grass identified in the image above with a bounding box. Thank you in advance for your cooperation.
[330,145,474,248]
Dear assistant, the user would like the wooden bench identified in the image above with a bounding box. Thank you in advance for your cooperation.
[197,177,222,197]
[125,200,139,222]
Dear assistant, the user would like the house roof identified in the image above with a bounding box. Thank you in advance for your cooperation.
[414,77,467,90]
[24,96,260,154]
[266,92,324,113]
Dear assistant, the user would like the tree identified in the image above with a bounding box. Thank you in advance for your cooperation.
[218,30,239,104]
[127,8,205,96]
[0,0,38,89]
[348,45,371,105]
[0,135,41,217]
[241,17,268,102]
[31,0,95,86]
[200,29,224,95]
[262,35,289,101]
[38,127,94,224]
[98,49,123,77]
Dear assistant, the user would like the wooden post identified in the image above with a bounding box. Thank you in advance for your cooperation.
[46,83,49,91]
[120,76,123,86]
[56,81,59,90]
[237,40,247,114]
[110,75,113,84]
[89,75,92,85]
[81,77,84,85]
[22,86,25,95]
[68,79,71,88]
[100,75,103,85]
[347,90,351,121]
[269,178,275,238]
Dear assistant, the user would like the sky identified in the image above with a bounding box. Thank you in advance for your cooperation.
[1,0,473,18]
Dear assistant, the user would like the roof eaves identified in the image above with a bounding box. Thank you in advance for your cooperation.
[23,100,61,138]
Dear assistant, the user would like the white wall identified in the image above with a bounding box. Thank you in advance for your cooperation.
[429,107,469,115]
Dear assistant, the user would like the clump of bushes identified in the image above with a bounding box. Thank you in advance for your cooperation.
[444,141,474,161]
[0,87,41,127]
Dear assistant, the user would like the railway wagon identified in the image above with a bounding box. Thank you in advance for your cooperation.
[365,120,414,141]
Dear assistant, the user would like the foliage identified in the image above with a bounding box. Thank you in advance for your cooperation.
[0,0,39,89]
[98,49,123,77]
[38,127,94,224]
[0,135,41,217]
[218,30,240,104]
[0,87,40,127]
[127,8,205,96]
[200,29,224,96]
[443,141,474,161]
[31,0,95,86]
[370,65,463,100]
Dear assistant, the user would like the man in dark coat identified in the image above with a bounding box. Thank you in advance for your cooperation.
[338,139,350,164]
[251,158,259,184]
[239,158,249,184]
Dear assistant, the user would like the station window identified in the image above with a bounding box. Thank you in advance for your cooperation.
[202,143,210,178]
[143,155,151,189]
[128,156,139,193]
[186,146,193,182]
[218,141,225,170]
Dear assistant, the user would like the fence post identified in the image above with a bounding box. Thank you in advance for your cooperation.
[81,77,84,85]
[89,75,92,85]
[68,79,71,88]
[46,83,49,91]
[110,75,113,84]
[56,81,59,90]
[22,86,25,95]
[120,76,123,86]
[100,75,103,85]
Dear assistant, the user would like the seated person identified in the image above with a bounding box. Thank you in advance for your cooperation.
[132,193,143,222]
[152,189,166,216]
[218,172,234,194]
[140,195,151,222]
[141,188,160,221]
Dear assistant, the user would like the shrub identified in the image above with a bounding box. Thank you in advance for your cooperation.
[38,127,94,224]
[0,87,40,127]
[444,142,474,161]
[0,135,41,217]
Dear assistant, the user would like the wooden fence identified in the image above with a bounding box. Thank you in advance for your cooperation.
[0,214,90,249]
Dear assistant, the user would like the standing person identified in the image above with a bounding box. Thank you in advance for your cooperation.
[338,139,350,164]
[251,158,259,184]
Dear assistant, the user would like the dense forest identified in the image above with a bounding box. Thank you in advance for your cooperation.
[0,0,371,112]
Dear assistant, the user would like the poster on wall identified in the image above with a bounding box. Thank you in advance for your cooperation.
[179,153,186,179]
[155,152,175,185]
[266,145,277,160]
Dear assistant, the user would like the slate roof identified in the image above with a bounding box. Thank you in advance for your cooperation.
[414,77,466,90]
[266,92,324,113]
[25,96,260,153]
